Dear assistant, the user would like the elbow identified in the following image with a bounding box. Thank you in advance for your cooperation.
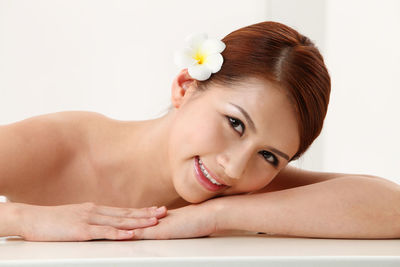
[387,182,400,238]
[345,176,400,238]
[361,174,400,186]
[395,187,400,238]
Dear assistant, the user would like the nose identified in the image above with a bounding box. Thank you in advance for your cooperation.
[216,143,253,180]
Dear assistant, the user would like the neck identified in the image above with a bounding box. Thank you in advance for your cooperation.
[122,111,183,209]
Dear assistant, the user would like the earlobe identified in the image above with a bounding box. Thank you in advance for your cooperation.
[171,69,195,108]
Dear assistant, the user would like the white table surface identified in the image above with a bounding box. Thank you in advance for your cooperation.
[1,231,399,267]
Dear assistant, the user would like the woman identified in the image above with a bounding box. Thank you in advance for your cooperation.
[0,21,399,241]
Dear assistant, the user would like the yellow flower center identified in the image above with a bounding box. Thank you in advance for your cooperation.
[194,49,207,65]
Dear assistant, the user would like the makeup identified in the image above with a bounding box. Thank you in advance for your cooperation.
[194,156,228,192]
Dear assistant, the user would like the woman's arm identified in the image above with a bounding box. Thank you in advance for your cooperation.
[132,175,400,240]
[250,164,382,194]
[0,201,167,241]
[215,176,400,239]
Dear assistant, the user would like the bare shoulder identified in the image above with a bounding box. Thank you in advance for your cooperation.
[41,110,110,131]
[5,110,109,132]
[0,111,111,196]
[23,111,111,151]
[43,111,121,161]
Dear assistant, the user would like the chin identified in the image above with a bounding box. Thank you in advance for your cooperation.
[173,183,209,204]
[179,190,209,204]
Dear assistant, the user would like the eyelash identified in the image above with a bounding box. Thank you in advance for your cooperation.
[259,151,279,167]
[226,116,279,167]
[227,116,245,135]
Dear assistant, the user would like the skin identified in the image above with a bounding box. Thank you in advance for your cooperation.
[1,69,300,241]
[166,69,300,203]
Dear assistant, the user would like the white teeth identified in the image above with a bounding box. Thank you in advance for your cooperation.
[198,158,222,186]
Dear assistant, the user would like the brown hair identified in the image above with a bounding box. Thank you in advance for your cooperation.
[193,21,331,161]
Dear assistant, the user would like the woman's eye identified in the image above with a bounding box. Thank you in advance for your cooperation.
[259,151,279,166]
[227,116,245,135]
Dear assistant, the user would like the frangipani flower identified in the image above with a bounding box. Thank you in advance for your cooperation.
[174,33,226,81]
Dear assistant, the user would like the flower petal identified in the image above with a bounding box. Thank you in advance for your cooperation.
[202,39,226,54]
[174,48,197,68]
[185,33,208,50]
[188,64,212,81]
[205,53,224,73]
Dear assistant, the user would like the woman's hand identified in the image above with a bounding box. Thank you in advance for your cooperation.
[131,201,223,240]
[14,202,167,241]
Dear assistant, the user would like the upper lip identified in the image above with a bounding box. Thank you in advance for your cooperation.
[198,156,231,187]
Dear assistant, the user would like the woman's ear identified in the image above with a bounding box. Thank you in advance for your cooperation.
[171,69,196,108]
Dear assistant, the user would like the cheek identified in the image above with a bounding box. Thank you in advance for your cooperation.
[167,111,227,196]
[169,113,226,159]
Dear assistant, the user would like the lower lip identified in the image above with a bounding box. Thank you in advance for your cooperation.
[194,156,227,192]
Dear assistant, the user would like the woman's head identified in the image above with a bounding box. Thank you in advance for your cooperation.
[190,21,331,161]
[166,21,330,202]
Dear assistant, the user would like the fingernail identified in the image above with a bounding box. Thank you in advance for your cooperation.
[156,206,165,213]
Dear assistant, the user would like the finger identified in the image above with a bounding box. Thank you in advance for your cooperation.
[88,214,158,229]
[88,225,135,240]
[94,205,167,218]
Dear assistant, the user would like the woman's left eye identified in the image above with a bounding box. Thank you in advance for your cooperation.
[259,151,279,166]
[227,116,245,135]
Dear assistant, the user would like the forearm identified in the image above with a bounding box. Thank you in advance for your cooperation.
[0,202,22,237]
[213,176,400,239]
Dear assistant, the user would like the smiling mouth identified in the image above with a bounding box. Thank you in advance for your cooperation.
[194,156,228,192]
[198,158,223,186]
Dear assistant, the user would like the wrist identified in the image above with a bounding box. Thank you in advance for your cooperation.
[205,197,230,233]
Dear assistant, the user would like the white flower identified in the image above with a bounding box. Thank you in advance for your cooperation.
[174,33,226,81]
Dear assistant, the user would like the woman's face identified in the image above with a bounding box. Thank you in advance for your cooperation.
[167,76,300,203]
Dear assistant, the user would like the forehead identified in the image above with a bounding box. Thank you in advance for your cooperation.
[205,77,300,158]
[205,77,285,106]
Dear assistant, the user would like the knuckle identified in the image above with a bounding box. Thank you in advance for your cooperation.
[79,203,97,222]
[79,210,92,222]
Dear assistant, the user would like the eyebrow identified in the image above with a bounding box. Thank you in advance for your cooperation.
[228,102,290,161]
[266,146,290,161]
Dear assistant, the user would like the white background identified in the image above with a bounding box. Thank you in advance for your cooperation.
[0,0,399,202]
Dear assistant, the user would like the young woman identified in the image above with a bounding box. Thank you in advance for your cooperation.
[0,21,399,242]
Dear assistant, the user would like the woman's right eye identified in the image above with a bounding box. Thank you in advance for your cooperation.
[226,116,245,136]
